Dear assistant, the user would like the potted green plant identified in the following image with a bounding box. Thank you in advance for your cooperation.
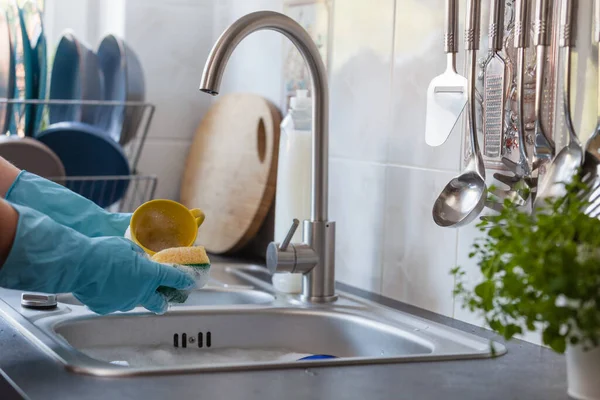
[452,177,600,400]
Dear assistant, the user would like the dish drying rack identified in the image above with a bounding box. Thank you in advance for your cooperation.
[0,99,158,213]
[48,175,157,213]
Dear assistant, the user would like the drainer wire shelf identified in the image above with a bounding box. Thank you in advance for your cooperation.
[0,99,158,211]
[47,174,158,213]
[0,98,156,171]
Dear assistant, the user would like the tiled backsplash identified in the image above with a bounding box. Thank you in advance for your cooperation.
[45,0,550,343]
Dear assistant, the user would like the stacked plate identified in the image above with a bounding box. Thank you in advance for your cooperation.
[0,0,62,179]
[0,0,147,208]
[47,32,146,145]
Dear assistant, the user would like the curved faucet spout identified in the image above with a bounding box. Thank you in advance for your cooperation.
[199,11,329,222]
[201,11,336,303]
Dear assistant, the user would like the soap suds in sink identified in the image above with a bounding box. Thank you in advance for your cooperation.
[80,345,314,367]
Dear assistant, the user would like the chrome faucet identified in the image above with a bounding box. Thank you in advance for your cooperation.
[199,11,337,303]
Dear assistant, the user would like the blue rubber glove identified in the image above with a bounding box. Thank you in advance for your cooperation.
[5,171,131,238]
[0,202,196,315]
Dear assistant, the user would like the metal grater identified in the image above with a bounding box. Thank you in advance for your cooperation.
[482,0,506,158]
[483,65,505,157]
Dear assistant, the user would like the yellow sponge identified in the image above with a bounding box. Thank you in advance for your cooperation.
[151,246,211,303]
[151,246,210,265]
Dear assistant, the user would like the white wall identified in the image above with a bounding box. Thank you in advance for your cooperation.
[122,0,215,199]
[44,0,125,51]
[40,0,513,339]
[43,0,596,346]
[213,0,284,106]
[202,0,544,344]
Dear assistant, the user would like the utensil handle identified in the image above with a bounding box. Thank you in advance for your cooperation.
[560,0,576,47]
[465,0,481,50]
[533,0,551,46]
[488,0,505,51]
[595,0,600,43]
[514,0,530,49]
[560,0,580,147]
[444,0,459,53]
[596,0,600,120]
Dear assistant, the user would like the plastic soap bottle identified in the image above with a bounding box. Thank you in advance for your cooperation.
[273,90,312,294]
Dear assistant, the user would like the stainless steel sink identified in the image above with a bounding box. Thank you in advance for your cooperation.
[56,288,275,307]
[0,262,506,376]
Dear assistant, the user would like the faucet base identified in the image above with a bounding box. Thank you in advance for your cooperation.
[300,294,338,303]
[302,220,336,301]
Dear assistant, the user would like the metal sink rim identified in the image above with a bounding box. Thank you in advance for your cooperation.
[0,264,507,377]
[0,297,507,377]
[55,287,276,307]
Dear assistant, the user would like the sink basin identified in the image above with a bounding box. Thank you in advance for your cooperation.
[0,263,506,376]
[55,308,432,374]
[56,288,275,307]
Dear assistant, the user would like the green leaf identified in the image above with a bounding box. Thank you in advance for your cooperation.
[488,319,502,333]
[503,324,523,340]
[474,281,495,311]
[543,326,567,354]
[548,336,567,354]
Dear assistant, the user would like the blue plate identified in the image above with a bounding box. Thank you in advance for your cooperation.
[36,121,130,207]
[48,33,79,123]
[19,0,46,136]
[97,34,126,143]
[49,32,104,126]
[120,40,145,145]
[0,9,14,136]
[6,0,34,137]
[33,33,47,134]
[97,34,145,145]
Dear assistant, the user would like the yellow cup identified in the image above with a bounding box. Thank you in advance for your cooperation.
[130,199,205,256]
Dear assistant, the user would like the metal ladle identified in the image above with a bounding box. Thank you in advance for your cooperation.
[433,0,486,228]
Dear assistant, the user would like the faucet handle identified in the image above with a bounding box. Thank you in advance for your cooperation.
[280,219,300,251]
[267,219,300,276]
[266,219,318,276]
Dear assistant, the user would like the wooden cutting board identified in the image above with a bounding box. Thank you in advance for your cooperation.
[180,93,281,254]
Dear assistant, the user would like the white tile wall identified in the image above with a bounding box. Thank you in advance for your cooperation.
[124,0,215,141]
[212,0,284,107]
[121,0,217,200]
[44,0,97,49]
[382,166,458,317]
[52,0,548,344]
[390,0,465,172]
[329,159,386,293]
[329,0,394,163]
[136,139,191,200]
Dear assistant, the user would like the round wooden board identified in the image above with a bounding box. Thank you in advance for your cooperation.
[180,93,281,254]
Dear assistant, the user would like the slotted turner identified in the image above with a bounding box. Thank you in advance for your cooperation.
[425,0,468,147]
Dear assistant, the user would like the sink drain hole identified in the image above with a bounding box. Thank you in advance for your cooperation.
[174,332,212,348]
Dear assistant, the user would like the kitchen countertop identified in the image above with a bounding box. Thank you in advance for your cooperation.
[0,282,567,400]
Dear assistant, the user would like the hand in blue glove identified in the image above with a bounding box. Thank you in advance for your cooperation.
[0,202,196,315]
[5,171,131,238]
